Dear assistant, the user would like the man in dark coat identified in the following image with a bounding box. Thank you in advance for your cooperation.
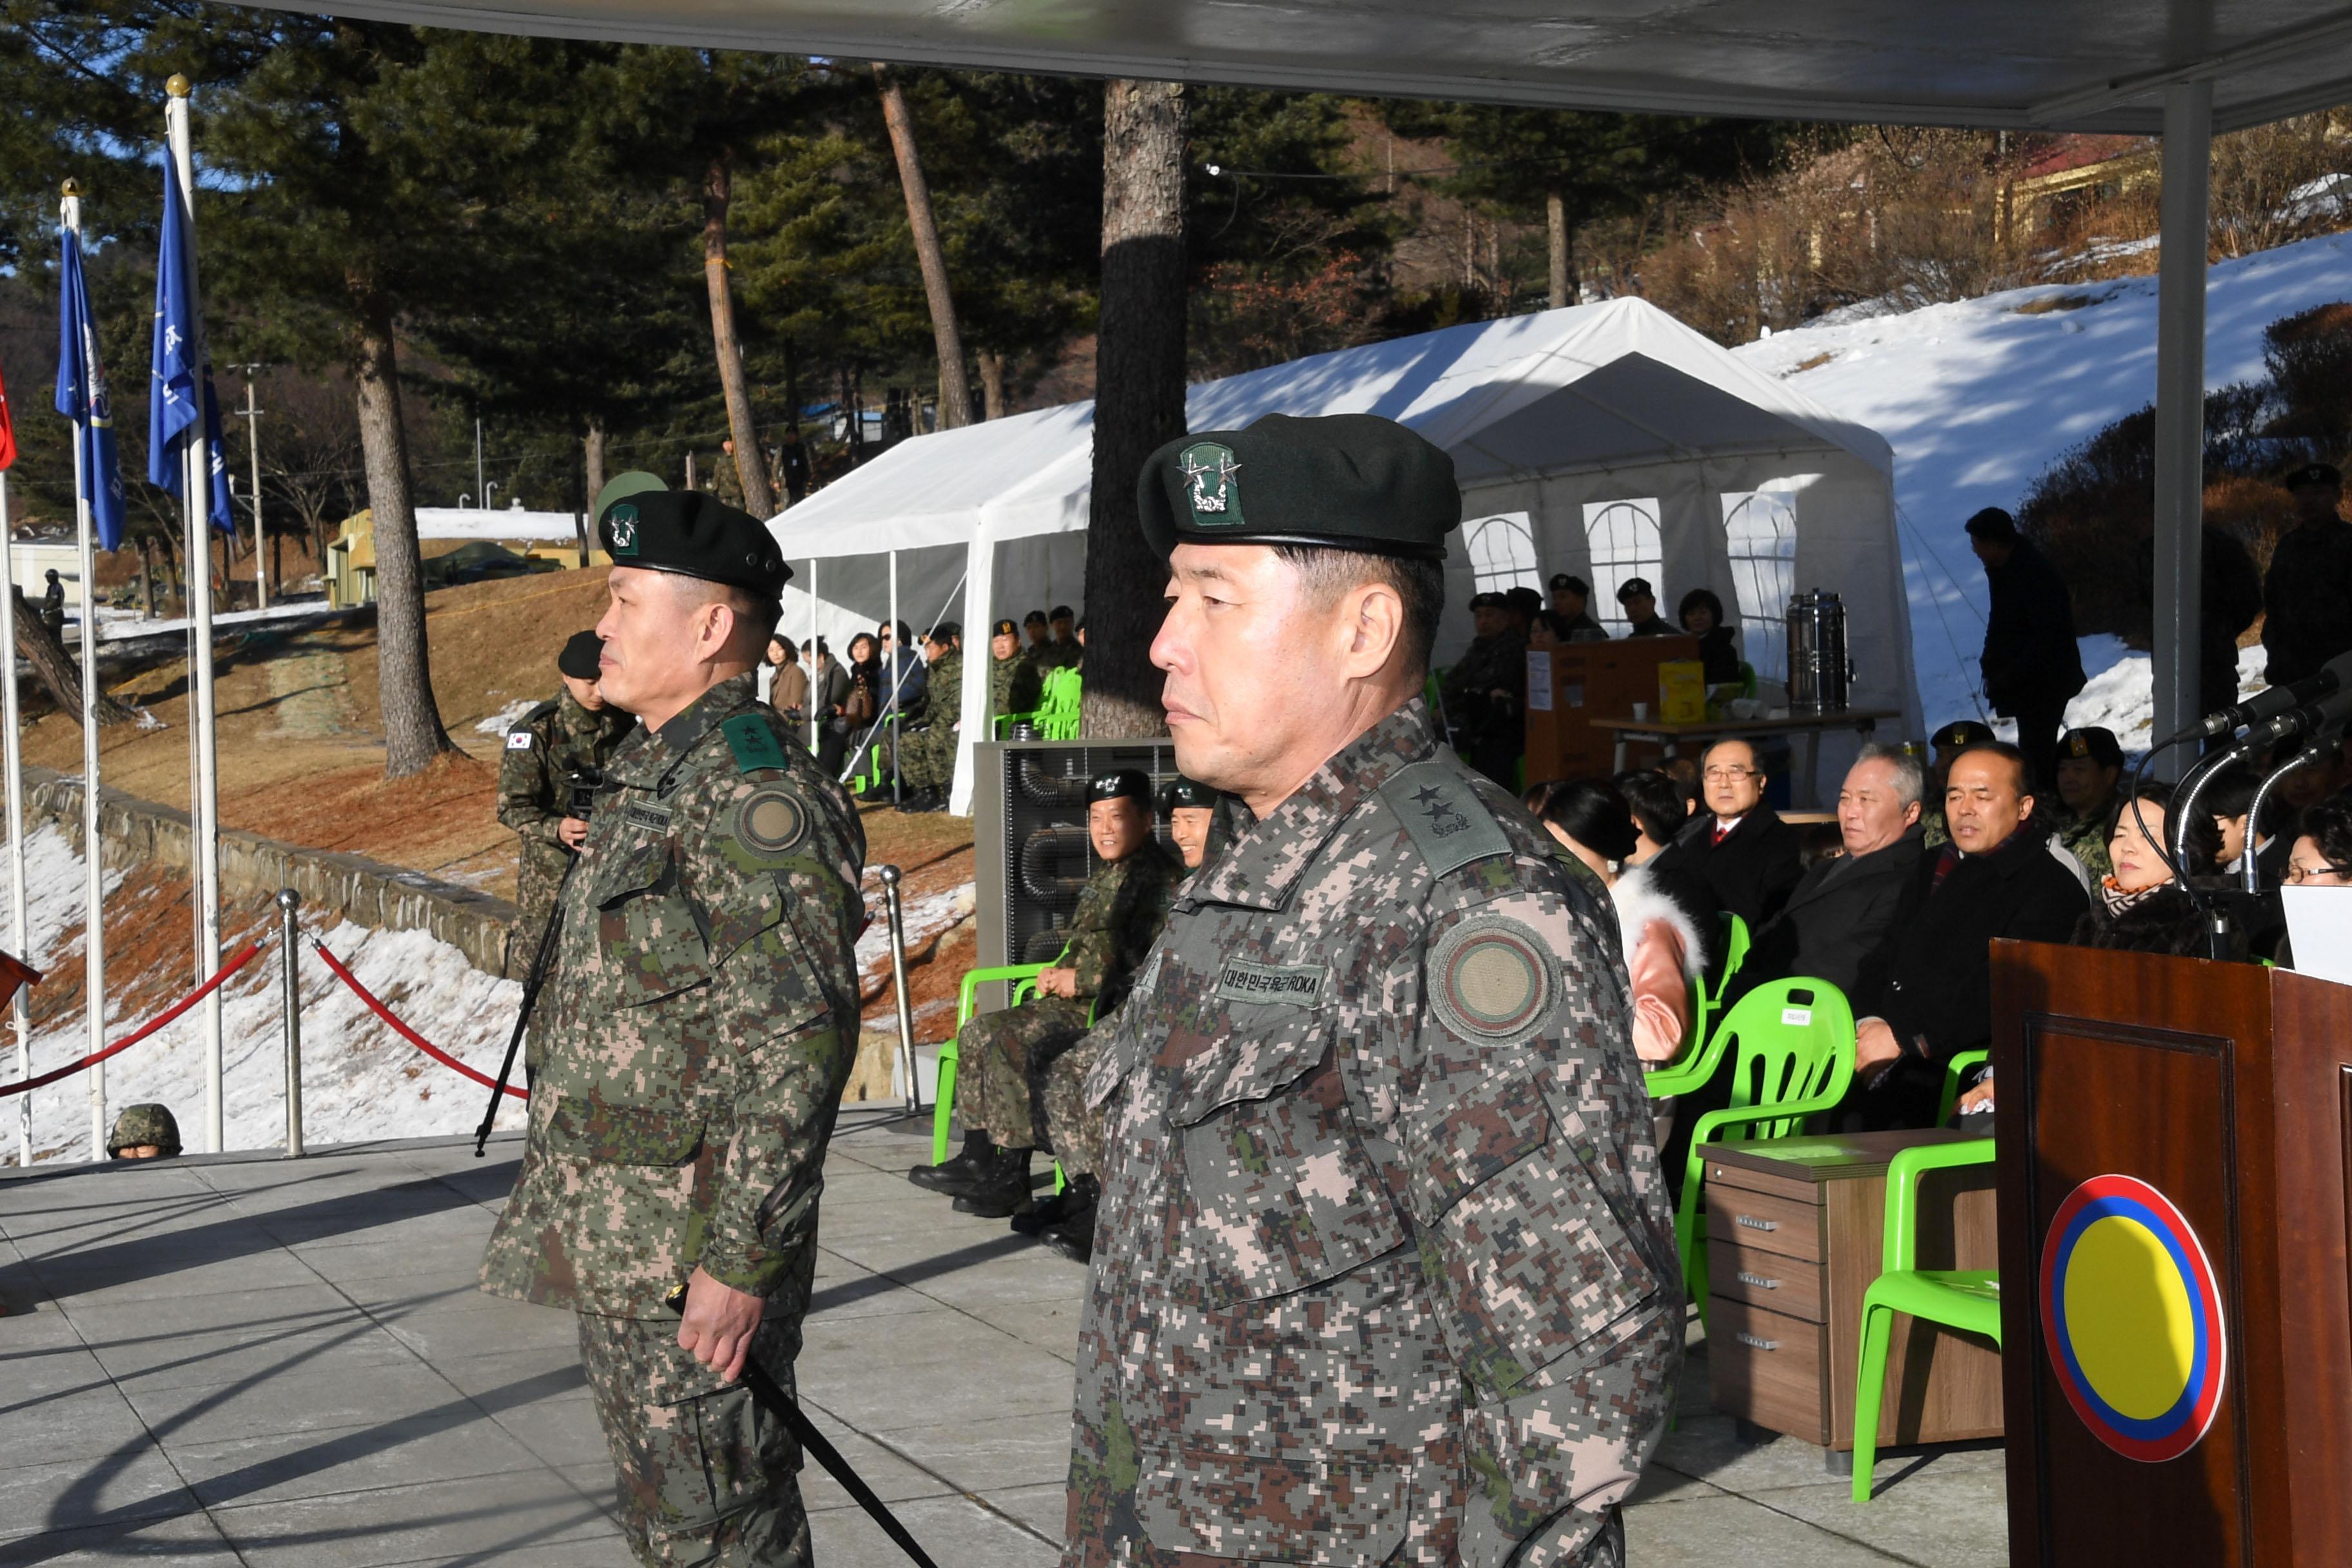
[1847,741,2089,1130]
[1617,576,1674,638]
[1549,572,1608,641]
[1650,736,1804,934]
[1966,507,2084,791]
[1736,744,1925,1001]
[2261,464,2352,688]
[2198,525,2264,719]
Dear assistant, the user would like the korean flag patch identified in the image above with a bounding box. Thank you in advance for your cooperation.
[506,730,534,751]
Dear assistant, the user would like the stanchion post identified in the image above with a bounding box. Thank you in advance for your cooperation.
[277,888,302,1158]
[879,865,921,1113]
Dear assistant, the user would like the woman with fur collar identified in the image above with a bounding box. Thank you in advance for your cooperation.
[1524,778,1712,1065]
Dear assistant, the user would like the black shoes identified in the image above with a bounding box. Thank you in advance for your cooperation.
[1032,1175,1099,1263]
[907,1132,992,1194]
[945,1144,1035,1218]
[1575,1509,1625,1568]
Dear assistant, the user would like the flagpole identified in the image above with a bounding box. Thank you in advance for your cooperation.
[0,471,26,1170]
[62,182,106,1163]
[166,77,224,1156]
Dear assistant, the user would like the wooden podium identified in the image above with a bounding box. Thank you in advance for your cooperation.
[1992,941,2352,1566]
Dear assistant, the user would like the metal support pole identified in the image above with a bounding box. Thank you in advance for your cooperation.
[879,865,922,1113]
[888,551,901,807]
[0,475,26,1170]
[2152,80,2213,779]
[277,888,303,1157]
[241,370,267,610]
[808,558,819,754]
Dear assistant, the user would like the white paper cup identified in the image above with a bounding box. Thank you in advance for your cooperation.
[1631,701,1651,721]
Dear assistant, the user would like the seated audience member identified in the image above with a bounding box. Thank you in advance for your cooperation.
[2052,726,2126,878]
[1614,768,1691,866]
[1441,591,1529,787]
[1548,573,1608,641]
[1651,737,1805,929]
[1847,741,2090,1130]
[908,771,1179,1224]
[1527,610,1574,650]
[1160,774,1220,874]
[106,1103,182,1161]
[1660,754,1702,814]
[2281,794,2352,975]
[1922,719,1995,847]
[1617,577,1673,637]
[2204,761,2292,883]
[2273,733,2352,820]
[1524,779,1709,1066]
[1738,744,1926,1001]
[1678,588,1743,685]
[1021,609,1054,666]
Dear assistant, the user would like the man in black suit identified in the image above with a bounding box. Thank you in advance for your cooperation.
[1967,507,2085,792]
[1737,745,1926,1001]
[1847,741,2090,1130]
[1651,736,1804,933]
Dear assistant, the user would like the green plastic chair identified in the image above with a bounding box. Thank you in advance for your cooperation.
[1027,667,1083,741]
[1936,1048,1990,1126]
[1852,1138,2000,1502]
[939,964,1049,1162]
[1675,977,1857,1322]
[1645,911,1751,1097]
[1710,911,1750,1015]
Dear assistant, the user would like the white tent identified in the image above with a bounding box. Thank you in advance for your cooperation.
[770,296,1917,812]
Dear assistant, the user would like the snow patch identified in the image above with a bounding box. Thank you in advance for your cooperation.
[475,699,539,737]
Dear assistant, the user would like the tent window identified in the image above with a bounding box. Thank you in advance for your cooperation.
[1723,491,1798,682]
[1582,498,1662,633]
[1465,513,1541,595]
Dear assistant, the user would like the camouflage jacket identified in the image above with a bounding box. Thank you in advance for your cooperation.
[497,691,636,856]
[920,650,963,731]
[1064,698,1680,1568]
[1057,843,1182,1015]
[1440,631,1527,718]
[992,651,1044,724]
[480,672,867,1324]
[2057,805,2115,881]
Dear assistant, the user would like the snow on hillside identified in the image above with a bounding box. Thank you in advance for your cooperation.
[1736,230,2352,734]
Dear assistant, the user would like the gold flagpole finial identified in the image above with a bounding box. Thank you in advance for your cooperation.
[166,74,191,98]
[60,178,81,199]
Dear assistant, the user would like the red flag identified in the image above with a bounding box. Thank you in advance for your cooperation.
[0,352,15,470]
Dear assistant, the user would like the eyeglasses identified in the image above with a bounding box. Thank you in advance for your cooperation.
[2286,861,2350,885]
[1703,767,1759,783]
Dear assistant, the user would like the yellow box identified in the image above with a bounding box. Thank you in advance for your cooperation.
[1658,660,1707,723]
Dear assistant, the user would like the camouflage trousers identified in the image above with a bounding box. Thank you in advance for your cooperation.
[576,1313,808,1568]
[897,721,957,792]
[956,997,1092,1153]
[1039,1034,1106,1181]
[505,844,572,982]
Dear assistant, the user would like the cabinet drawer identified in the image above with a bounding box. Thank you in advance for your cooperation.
[1708,1235,1825,1322]
[1704,1179,1823,1263]
[1709,1298,1829,1444]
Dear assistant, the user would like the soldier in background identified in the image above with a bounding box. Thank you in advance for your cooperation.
[1063,412,1676,1568]
[495,631,636,981]
[40,569,64,634]
[1440,590,1528,786]
[1037,604,1081,671]
[106,1102,181,1159]
[480,490,865,1568]
[1618,575,1674,636]
[988,616,1043,726]
[1021,609,1054,669]
[2052,725,2125,880]
[909,769,1179,1224]
[894,623,961,813]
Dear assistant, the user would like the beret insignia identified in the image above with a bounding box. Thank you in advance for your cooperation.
[607,504,640,556]
[1178,442,1244,527]
[1427,914,1557,1047]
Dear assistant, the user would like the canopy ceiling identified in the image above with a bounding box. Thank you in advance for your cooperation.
[251,1,2349,131]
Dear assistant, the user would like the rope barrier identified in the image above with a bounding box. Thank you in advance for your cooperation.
[309,936,527,1099]
[0,941,264,1099]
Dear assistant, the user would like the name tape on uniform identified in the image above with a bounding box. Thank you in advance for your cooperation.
[624,803,672,834]
[1215,961,1328,1006]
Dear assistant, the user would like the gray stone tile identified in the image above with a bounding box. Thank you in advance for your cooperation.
[0,1192,241,1250]
[964,1297,1088,1365]
[210,1467,622,1568]
[275,1202,497,1253]
[806,1254,954,1324]
[375,1296,577,1362]
[293,1229,493,1286]
[166,1411,550,1509]
[0,1384,152,1469]
[794,1416,958,1511]
[795,1309,1075,1435]
[0,1343,113,1406]
[1654,1411,1859,1493]
[375,1540,643,1568]
[87,1313,413,1395]
[0,1508,241,1567]
[0,1447,194,1540]
[872,1409,1075,1494]
[1762,1462,2011,1568]
[810,1491,1057,1568]
[1622,1490,1910,1565]
[891,1251,1088,1314]
[431,1343,585,1402]
[986,1480,1069,1547]
[332,1275,498,1317]
[24,1245,325,1306]
[117,1358,469,1447]
[65,1282,355,1344]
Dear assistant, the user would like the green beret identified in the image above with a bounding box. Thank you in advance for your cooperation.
[1136,413,1460,562]
[1160,775,1217,811]
[107,1102,181,1158]
[600,490,791,600]
[1086,769,1151,807]
[592,470,667,526]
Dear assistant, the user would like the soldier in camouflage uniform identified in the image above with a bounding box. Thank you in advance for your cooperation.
[497,630,638,981]
[1060,413,1678,1568]
[1440,591,1529,786]
[895,625,962,812]
[990,616,1044,728]
[913,769,1180,1222]
[480,489,865,1568]
[2052,725,2124,880]
[106,1102,182,1159]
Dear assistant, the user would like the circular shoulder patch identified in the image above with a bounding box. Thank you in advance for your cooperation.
[1427,914,1558,1046]
[734,786,807,856]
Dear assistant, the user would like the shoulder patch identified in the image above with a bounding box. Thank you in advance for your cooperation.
[1427,912,1559,1047]
[1379,758,1511,877]
[505,730,534,751]
[732,785,807,857]
[721,712,789,774]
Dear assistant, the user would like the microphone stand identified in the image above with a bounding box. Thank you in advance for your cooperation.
[2243,750,2319,894]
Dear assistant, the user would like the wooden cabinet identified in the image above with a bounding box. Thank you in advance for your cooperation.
[1522,634,1700,781]
[1704,1129,2004,1451]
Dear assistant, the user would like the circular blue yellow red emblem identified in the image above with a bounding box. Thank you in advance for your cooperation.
[2039,1174,2226,1462]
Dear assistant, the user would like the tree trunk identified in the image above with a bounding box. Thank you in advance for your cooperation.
[1084,79,1188,741]
[978,349,1008,420]
[583,416,607,510]
[351,309,456,778]
[137,536,157,619]
[874,64,974,431]
[703,150,777,518]
[14,587,137,726]
[1547,186,1574,309]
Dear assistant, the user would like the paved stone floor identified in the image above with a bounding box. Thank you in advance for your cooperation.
[1,1117,2008,1565]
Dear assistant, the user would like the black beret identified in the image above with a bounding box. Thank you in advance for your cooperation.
[1050,604,1075,621]
[991,618,1018,638]
[2059,726,2124,767]
[1161,775,1218,810]
[1023,610,1048,627]
[1136,412,1460,561]
[2286,462,2343,491]
[1549,573,1589,594]
[1616,577,1655,603]
[1504,586,1543,615]
[600,489,790,600]
[1964,506,2018,539]
[1086,769,1152,806]
[1931,719,1996,749]
[556,630,604,680]
[1469,592,1502,610]
[928,622,961,644]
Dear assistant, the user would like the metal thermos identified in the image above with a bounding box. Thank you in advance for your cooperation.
[1787,589,1851,716]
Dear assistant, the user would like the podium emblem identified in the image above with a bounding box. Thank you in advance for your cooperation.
[2039,1173,2226,1462]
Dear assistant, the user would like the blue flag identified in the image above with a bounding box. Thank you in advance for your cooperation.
[54,226,127,551]
[148,169,233,533]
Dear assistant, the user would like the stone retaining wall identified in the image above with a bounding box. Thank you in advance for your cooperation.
[24,767,517,974]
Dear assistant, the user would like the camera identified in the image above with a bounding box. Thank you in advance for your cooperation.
[566,767,603,821]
